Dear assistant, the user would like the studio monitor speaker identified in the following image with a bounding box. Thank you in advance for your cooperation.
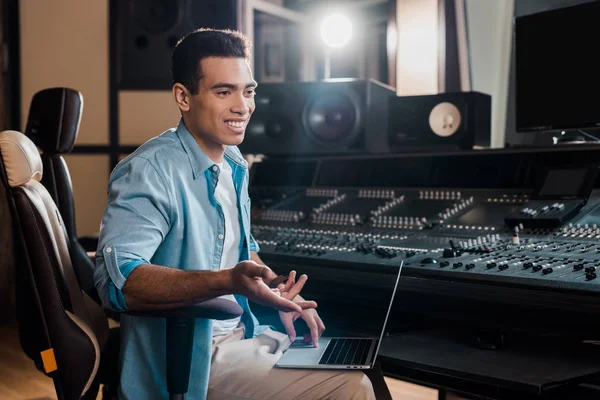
[388,92,491,151]
[240,79,396,156]
[113,0,241,90]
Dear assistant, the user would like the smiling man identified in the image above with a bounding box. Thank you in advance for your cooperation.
[94,28,375,399]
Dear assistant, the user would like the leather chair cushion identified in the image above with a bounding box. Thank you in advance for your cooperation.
[0,130,43,187]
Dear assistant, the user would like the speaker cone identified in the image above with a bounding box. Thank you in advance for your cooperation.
[303,91,360,144]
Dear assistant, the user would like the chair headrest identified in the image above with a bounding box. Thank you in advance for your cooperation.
[25,87,83,154]
[0,130,43,187]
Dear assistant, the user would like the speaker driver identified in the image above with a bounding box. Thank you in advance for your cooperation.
[429,102,462,137]
[303,91,361,144]
[132,0,182,34]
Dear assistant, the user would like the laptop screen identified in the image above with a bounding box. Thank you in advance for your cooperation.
[319,262,403,341]
[370,262,403,365]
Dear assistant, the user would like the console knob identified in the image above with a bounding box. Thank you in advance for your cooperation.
[443,248,461,258]
[586,272,597,281]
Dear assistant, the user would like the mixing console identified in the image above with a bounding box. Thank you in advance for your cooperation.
[252,217,600,291]
[247,148,600,332]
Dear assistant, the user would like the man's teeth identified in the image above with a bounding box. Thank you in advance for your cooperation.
[225,121,245,128]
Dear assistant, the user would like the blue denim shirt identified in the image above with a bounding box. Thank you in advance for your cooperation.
[94,120,263,399]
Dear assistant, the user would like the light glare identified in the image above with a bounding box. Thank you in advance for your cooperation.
[320,14,352,48]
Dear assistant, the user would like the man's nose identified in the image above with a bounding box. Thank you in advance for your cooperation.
[231,94,251,115]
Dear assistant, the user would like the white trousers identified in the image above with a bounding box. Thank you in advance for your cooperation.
[208,326,376,400]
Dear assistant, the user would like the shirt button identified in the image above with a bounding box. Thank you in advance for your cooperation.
[218,234,224,240]
[212,166,218,171]
[106,247,112,253]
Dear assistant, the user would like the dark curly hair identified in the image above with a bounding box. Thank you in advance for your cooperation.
[171,28,251,95]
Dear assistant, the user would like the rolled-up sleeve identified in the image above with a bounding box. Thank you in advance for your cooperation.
[93,157,173,311]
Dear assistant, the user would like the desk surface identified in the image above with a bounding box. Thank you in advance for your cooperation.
[379,329,600,395]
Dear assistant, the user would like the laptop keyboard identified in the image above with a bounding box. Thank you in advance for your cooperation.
[318,338,374,366]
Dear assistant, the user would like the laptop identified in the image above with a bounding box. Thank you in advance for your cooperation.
[275,262,403,370]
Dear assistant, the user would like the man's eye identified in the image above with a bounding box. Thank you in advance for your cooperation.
[246,89,256,96]
[217,91,230,96]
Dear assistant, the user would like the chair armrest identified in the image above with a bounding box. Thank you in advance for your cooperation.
[123,298,243,397]
[124,298,243,320]
[78,235,98,252]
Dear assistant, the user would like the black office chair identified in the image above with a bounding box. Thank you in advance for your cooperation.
[0,129,242,399]
[24,87,100,303]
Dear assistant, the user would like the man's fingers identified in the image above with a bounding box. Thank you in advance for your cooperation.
[316,314,326,337]
[252,283,302,313]
[269,296,302,313]
[295,300,317,310]
[280,313,297,342]
[281,270,296,293]
[268,275,288,289]
[252,263,278,282]
[284,274,308,300]
[243,261,276,282]
[308,316,320,348]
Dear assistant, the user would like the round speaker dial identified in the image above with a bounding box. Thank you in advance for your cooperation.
[303,91,360,144]
[429,102,462,137]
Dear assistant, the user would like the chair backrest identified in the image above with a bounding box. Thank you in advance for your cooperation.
[0,156,16,320]
[24,88,100,304]
[0,129,108,400]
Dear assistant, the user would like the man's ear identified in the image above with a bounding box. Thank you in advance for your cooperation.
[173,83,191,113]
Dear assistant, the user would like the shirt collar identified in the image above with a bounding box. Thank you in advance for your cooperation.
[176,118,247,179]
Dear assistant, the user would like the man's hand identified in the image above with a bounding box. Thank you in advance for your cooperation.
[277,271,326,347]
[229,261,316,313]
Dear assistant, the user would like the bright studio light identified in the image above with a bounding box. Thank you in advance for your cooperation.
[320,14,352,48]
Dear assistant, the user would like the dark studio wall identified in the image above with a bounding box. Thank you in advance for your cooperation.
[504,0,597,148]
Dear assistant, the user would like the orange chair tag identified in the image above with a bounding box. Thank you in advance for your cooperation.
[40,348,57,373]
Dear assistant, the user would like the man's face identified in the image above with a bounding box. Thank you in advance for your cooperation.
[186,57,256,148]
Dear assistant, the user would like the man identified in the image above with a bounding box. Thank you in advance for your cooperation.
[94,28,375,399]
